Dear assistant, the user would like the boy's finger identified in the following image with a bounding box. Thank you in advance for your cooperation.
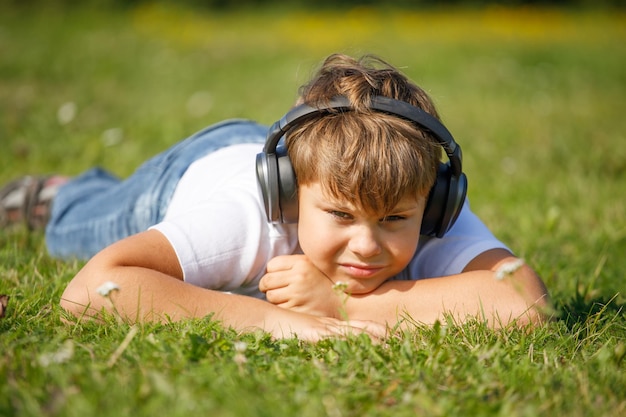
[258,272,288,292]
[264,288,291,305]
[339,319,387,337]
[266,254,306,272]
[322,318,388,341]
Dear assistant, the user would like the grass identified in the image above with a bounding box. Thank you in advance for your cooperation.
[1,2,625,416]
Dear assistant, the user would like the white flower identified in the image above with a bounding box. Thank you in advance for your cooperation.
[233,341,248,366]
[495,259,525,280]
[101,128,124,146]
[186,90,213,118]
[39,340,74,367]
[97,281,120,297]
[57,101,77,125]
[234,341,247,353]
[332,281,348,291]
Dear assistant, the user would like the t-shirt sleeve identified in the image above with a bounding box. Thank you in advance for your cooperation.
[406,200,510,279]
[150,192,274,294]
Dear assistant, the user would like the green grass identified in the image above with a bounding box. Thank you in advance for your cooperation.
[1,3,625,416]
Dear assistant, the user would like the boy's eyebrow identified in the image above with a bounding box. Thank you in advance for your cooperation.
[321,200,354,211]
[328,201,421,216]
[318,188,421,214]
[317,191,353,209]
[386,204,421,215]
[394,200,422,210]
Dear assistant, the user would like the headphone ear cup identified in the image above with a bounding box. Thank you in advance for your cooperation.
[440,170,467,237]
[421,163,467,237]
[256,152,280,222]
[421,163,448,237]
[256,145,299,223]
[275,145,299,223]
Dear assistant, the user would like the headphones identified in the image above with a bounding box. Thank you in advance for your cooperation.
[256,96,468,238]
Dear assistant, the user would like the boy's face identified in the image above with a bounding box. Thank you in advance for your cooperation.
[297,182,424,295]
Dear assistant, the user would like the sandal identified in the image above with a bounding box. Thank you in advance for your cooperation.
[0,175,67,230]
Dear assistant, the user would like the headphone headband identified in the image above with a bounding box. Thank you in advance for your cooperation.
[264,95,463,176]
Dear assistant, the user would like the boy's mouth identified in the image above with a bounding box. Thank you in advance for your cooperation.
[339,263,385,279]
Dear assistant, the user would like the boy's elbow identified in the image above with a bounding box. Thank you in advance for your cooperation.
[513,296,551,328]
[60,283,93,319]
[511,271,552,328]
[59,263,111,321]
[60,279,99,321]
[527,289,553,326]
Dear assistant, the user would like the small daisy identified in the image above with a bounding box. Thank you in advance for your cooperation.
[495,259,525,280]
[97,281,120,297]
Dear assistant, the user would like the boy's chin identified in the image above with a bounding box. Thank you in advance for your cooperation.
[344,278,389,295]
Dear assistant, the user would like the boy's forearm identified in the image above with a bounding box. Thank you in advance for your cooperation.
[343,266,550,329]
[61,262,292,334]
[60,263,386,341]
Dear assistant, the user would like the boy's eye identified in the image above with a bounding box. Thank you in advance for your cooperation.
[329,210,352,220]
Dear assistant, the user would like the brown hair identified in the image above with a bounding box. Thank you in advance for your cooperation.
[286,53,442,215]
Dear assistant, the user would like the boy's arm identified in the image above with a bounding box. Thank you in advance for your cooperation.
[345,249,550,328]
[261,249,550,328]
[60,230,386,341]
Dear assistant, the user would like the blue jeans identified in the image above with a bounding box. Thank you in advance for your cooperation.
[46,120,268,259]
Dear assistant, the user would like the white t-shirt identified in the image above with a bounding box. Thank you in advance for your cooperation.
[151,143,509,298]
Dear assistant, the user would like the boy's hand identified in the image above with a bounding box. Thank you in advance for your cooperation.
[259,255,345,318]
[266,308,388,342]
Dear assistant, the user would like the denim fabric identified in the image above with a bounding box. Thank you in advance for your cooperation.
[46,119,268,259]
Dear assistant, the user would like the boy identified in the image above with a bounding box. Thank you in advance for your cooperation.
[1,54,549,341]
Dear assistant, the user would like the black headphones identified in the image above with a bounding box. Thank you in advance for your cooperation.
[256,95,467,237]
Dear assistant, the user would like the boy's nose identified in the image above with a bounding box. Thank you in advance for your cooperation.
[348,225,382,258]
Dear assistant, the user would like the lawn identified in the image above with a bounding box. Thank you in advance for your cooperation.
[1,3,625,416]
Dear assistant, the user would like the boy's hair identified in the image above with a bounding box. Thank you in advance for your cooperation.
[286,53,442,215]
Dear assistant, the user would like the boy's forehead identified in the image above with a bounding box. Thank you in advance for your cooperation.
[313,182,422,213]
